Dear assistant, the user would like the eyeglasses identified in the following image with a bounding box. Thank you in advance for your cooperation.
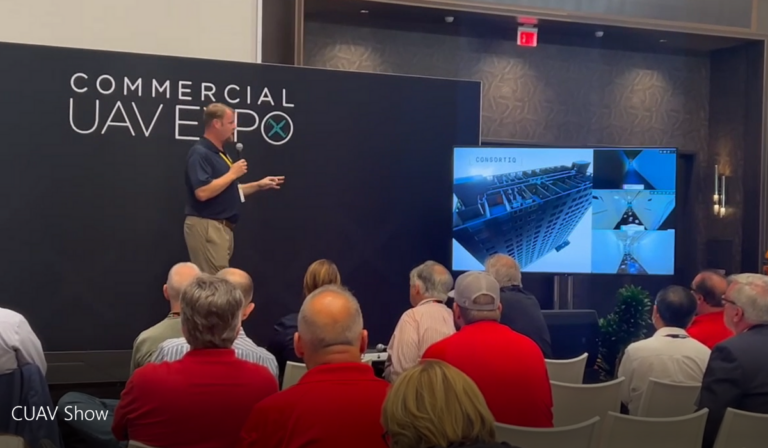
[721,296,738,307]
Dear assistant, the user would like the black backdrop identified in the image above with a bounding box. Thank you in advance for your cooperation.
[0,42,481,351]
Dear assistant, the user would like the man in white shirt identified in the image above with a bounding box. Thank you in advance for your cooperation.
[618,285,710,415]
[0,307,46,375]
[384,261,455,383]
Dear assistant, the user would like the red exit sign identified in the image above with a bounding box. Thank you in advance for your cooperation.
[518,27,538,47]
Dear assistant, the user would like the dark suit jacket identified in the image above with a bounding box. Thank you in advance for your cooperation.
[0,364,63,448]
[498,286,553,359]
[266,313,301,380]
[697,324,768,448]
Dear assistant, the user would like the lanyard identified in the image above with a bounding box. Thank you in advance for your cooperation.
[664,334,689,339]
[219,152,233,167]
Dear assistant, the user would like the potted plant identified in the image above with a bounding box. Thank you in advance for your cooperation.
[596,284,653,381]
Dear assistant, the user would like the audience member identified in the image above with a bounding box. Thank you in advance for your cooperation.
[57,263,201,448]
[384,260,455,382]
[0,306,45,376]
[382,360,518,448]
[697,273,768,448]
[617,285,710,415]
[238,285,389,448]
[130,262,200,373]
[152,267,278,378]
[267,259,342,378]
[484,254,552,358]
[113,275,278,448]
[689,270,733,348]
[422,271,553,427]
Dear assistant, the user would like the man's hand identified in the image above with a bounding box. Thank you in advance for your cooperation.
[229,160,248,179]
[239,176,285,197]
[257,176,285,190]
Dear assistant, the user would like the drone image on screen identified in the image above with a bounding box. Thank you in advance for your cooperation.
[453,161,593,270]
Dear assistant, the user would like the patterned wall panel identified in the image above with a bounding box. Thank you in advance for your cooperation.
[304,21,719,297]
[305,22,709,154]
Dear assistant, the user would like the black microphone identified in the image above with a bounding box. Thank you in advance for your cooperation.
[235,142,244,161]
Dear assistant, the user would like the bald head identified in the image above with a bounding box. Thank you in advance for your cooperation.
[692,270,728,308]
[296,285,365,362]
[484,254,522,287]
[165,262,201,303]
[216,268,253,303]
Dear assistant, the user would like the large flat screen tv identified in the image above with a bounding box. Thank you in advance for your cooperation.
[452,146,677,275]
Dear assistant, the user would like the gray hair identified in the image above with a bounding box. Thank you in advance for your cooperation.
[298,284,363,353]
[410,261,454,300]
[727,273,768,325]
[458,294,501,324]
[166,262,201,302]
[180,274,244,349]
[484,254,521,287]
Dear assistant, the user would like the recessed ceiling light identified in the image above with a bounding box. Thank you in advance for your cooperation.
[659,39,667,43]
[360,9,369,13]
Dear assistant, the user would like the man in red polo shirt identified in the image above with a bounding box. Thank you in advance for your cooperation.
[689,270,734,348]
[422,271,553,427]
[238,284,390,448]
[112,274,278,448]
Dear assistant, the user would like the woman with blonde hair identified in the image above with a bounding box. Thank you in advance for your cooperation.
[381,360,517,448]
[267,259,343,381]
[302,259,342,298]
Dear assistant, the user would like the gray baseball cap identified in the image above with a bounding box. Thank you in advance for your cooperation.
[448,271,500,311]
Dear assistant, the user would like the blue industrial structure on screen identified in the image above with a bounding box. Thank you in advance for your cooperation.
[452,147,677,275]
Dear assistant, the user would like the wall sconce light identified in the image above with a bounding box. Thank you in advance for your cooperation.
[714,165,726,217]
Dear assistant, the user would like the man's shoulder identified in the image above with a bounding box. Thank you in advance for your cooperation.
[422,332,456,358]
[129,359,173,383]
[136,319,181,343]
[0,307,26,326]
[156,337,188,352]
[237,335,276,357]
[715,327,768,356]
[186,140,212,159]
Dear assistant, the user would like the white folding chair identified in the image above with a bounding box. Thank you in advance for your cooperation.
[550,377,624,427]
[546,353,588,384]
[637,378,701,417]
[495,416,600,448]
[282,361,308,390]
[712,408,768,448]
[598,409,708,448]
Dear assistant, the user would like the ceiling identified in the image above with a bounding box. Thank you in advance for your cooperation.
[304,0,756,55]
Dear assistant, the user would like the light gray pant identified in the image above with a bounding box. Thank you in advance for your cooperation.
[57,392,124,448]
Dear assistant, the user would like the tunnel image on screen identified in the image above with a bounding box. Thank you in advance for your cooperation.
[452,147,676,275]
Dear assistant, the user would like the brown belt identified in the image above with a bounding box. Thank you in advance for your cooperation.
[219,220,235,231]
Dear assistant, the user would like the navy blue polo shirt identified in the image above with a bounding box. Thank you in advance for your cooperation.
[184,137,241,224]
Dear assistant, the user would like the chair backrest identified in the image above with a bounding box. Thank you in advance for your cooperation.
[545,353,588,384]
[637,378,701,418]
[0,435,26,448]
[495,416,600,448]
[598,409,708,448]
[712,408,768,448]
[282,361,308,390]
[550,377,624,427]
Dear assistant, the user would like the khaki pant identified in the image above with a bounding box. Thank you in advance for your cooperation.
[184,216,234,274]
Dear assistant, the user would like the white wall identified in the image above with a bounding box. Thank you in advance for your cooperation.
[0,0,261,63]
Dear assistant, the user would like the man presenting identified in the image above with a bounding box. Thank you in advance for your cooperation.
[184,103,284,274]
